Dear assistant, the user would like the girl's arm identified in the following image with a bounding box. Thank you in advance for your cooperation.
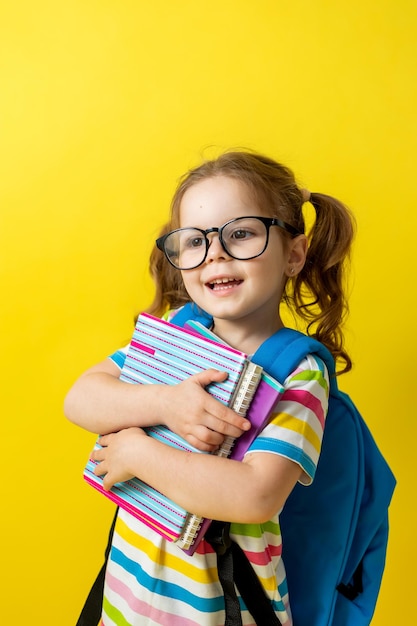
[64,359,251,452]
[93,426,303,524]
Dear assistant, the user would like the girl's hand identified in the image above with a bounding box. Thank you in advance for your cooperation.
[162,369,251,452]
[92,428,146,490]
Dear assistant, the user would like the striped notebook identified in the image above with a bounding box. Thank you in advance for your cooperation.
[84,313,284,555]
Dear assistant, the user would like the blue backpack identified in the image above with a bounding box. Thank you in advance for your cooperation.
[173,303,396,626]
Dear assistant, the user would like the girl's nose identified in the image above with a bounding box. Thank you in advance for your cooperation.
[205,233,230,263]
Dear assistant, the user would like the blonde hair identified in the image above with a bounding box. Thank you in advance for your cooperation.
[147,151,355,374]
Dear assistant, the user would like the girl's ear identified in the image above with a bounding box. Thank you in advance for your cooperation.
[285,235,308,277]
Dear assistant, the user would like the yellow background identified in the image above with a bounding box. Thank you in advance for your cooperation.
[1,1,415,623]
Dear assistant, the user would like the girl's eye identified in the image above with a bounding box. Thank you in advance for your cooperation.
[230,228,253,240]
[185,236,205,249]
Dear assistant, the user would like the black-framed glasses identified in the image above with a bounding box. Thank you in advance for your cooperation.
[156,216,302,270]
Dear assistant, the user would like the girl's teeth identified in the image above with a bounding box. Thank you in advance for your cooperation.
[209,278,241,290]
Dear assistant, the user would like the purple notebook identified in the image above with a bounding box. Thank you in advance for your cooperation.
[84,313,284,555]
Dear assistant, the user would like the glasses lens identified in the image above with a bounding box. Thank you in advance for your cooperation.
[222,217,268,259]
[164,228,207,269]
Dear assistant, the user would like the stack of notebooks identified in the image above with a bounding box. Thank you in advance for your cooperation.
[84,312,284,555]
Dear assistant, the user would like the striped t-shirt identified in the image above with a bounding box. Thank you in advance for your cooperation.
[101,321,329,626]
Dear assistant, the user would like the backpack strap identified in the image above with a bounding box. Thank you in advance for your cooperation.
[252,326,337,391]
[206,522,281,625]
[76,508,118,626]
[205,522,243,626]
[171,302,213,329]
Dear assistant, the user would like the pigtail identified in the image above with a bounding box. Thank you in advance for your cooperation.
[146,223,190,317]
[292,193,356,374]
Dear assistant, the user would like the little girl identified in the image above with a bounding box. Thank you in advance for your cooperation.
[65,151,355,625]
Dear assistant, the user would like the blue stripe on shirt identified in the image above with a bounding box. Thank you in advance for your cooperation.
[249,437,316,480]
[110,546,225,613]
[109,349,127,369]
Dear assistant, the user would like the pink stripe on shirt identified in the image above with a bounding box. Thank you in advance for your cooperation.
[282,389,325,428]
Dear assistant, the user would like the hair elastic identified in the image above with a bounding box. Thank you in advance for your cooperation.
[300,188,311,203]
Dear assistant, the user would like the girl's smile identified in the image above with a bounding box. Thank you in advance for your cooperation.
[205,275,243,293]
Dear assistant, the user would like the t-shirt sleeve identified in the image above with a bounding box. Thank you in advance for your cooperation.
[108,346,128,369]
[246,354,329,485]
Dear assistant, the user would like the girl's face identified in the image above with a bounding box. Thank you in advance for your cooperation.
[179,176,306,348]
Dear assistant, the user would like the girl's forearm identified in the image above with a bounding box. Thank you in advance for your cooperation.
[65,363,251,448]
[64,372,168,434]
[124,435,297,524]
